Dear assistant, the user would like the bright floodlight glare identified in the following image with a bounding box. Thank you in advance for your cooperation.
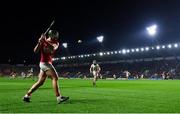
[131,49,135,52]
[62,43,68,48]
[141,48,144,51]
[114,51,118,54]
[97,36,104,43]
[107,52,110,55]
[162,45,165,49]
[156,46,160,50]
[126,49,130,53]
[122,49,126,54]
[99,52,103,56]
[78,40,82,43]
[152,47,154,49]
[168,44,172,48]
[136,48,139,52]
[146,24,157,36]
[118,51,121,54]
[174,43,178,48]
[61,57,66,60]
[145,47,149,51]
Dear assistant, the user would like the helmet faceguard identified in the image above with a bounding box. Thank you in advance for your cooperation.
[93,60,97,64]
[48,30,59,39]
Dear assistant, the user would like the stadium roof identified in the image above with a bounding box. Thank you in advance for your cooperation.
[53,42,180,62]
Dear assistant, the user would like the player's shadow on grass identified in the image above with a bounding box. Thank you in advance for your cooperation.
[67,99,103,104]
[39,100,70,105]
[39,98,102,104]
[39,86,91,90]
[61,85,92,88]
[38,99,102,105]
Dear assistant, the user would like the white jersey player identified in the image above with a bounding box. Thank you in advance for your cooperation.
[124,70,131,80]
[27,68,34,80]
[90,60,101,87]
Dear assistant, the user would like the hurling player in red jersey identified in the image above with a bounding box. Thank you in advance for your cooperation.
[23,30,69,104]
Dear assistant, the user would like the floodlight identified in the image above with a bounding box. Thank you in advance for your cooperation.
[97,36,104,43]
[62,43,68,48]
[146,24,157,36]
[174,43,178,48]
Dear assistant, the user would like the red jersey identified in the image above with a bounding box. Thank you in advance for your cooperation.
[40,39,58,64]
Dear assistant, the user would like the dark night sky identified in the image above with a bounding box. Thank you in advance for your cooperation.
[1,0,180,64]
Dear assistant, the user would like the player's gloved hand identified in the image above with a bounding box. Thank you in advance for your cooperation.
[38,34,46,44]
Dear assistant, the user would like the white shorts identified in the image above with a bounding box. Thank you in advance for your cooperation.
[92,71,99,77]
[39,62,55,72]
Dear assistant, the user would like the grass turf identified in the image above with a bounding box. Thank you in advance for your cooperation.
[1,77,180,113]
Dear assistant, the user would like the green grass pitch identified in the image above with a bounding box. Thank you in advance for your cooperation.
[1,77,180,113]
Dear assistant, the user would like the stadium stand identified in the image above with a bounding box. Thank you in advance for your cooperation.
[53,43,180,79]
[1,43,180,80]
[0,64,39,77]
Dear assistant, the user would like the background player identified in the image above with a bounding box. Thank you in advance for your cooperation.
[23,30,69,104]
[90,60,101,87]
[26,68,34,80]
[124,70,131,80]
